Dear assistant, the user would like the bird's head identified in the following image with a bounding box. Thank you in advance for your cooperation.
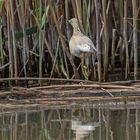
[69,18,80,29]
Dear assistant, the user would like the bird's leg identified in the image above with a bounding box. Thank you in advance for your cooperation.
[81,55,84,79]
[81,53,88,80]
[85,55,89,73]
[84,56,89,80]
[92,54,96,79]
[83,66,88,80]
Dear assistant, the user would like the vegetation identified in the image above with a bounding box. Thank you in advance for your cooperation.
[0,0,140,85]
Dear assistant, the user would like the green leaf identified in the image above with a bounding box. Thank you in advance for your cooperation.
[41,6,49,28]
[0,0,3,15]
[3,23,48,42]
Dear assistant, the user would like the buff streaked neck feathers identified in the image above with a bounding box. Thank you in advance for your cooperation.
[69,18,83,36]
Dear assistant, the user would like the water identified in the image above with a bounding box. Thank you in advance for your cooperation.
[0,102,140,140]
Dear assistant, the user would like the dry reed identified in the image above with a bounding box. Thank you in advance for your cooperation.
[0,0,140,86]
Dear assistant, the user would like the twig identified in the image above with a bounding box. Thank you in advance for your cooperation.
[0,62,11,70]
[28,84,136,90]
[0,77,97,83]
[101,88,114,97]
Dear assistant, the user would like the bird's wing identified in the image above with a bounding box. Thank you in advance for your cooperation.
[77,44,92,52]
[78,36,97,52]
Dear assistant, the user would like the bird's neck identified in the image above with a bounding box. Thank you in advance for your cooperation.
[73,27,83,35]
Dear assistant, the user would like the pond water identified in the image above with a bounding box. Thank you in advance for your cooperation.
[0,102,140,140]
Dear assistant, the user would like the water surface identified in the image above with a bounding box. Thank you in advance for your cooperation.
[0,102,140,140]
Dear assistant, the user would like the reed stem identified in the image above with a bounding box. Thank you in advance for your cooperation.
[102,0,109,81]
[132,0,138,80]
[95,0,102,81]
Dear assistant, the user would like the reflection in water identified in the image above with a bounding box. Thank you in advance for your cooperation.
[72,119,100,140]
[0,103,139,140]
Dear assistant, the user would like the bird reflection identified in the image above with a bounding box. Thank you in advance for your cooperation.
[71,118,100,140]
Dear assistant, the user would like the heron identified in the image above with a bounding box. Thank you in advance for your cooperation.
[69,18,97,80]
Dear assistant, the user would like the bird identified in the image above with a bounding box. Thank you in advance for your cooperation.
[69,18,97,80]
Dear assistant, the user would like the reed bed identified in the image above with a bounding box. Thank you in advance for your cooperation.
[0,0,140,86]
